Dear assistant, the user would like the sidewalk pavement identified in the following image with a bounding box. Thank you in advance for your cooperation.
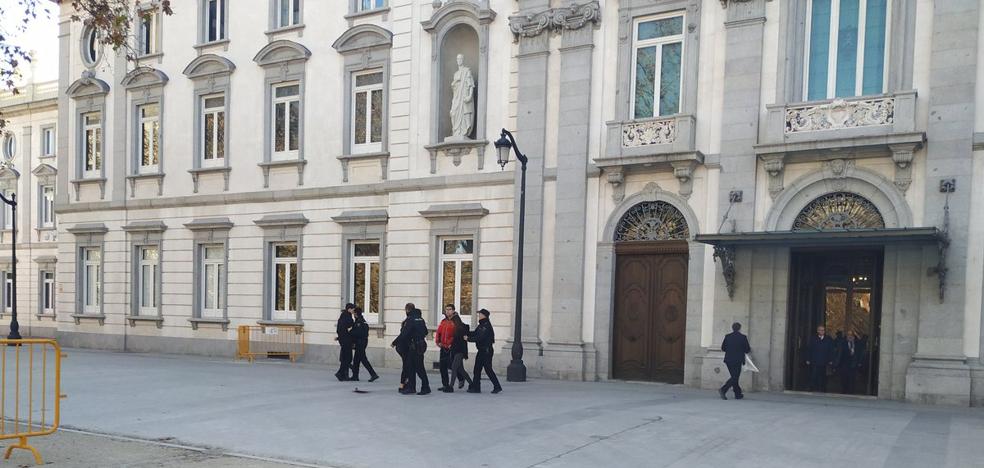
[38,349,984,468]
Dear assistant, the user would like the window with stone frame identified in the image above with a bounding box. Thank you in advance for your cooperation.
[81,247,101,314]
[40,126,55,157]
[349,241,380,324]
[138,103,160,173]
[137,7,161,56]
[805,0,889,100]
[41,270,55,315]
[270,242,298,321]
[439,238,474,318]
[201,0,227,44]
[276,0,301,28]
[82,112,102,178]
[271,82,301,161]
[631,12,685,119]
[1,134,14,160]
[356,0,386,13]
[199,244,225,318]
[40,185,54,229]
[137,246,160,316]
[351,70,384,154]
[81,25,99,66]
[201,94,226,167]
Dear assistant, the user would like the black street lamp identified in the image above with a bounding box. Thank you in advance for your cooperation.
[0,192,19,340]
[494,129,528,383]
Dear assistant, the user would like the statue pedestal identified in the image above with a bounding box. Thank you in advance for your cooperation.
[443,135,471,143]
[424,138,489,174]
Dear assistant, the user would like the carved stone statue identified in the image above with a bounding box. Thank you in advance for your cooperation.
[448,54,475,141]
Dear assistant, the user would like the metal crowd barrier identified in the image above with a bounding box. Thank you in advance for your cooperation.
[237,325,305,362]
[0,339,66,465]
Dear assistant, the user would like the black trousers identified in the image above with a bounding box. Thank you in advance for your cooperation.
[840,365,856,394]
[720,361,743,397]
[406,351,430,391]
[398,350,413,390]
[471,349,500,390]
[449,352,473,389]
[337,341,353,378]
[351,345,376,379]
[810,364,828,392]
[439,348,452,388]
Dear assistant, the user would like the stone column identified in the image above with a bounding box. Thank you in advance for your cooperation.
[110,52,128,201]
[905,0,979,406]
[19,126,32,245]
[508,3,551,365]
[543,19,596,380]
[56,18,70,208]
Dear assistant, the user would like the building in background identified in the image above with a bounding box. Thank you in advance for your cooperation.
[51,0,984,406]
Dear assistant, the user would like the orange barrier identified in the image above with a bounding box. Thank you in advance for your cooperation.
[0,339,66,465]
[236,325,304,362]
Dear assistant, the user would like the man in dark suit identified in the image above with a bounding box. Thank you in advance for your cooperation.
[334,303,356,381]
[837,330,865,394]
[806,325,835,392]
[719,322,751,400]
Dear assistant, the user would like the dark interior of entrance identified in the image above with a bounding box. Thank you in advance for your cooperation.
[786,249,883,395]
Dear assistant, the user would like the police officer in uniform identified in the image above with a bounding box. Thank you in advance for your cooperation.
[349,307,379,382]
[334,303,355,381]
[399,308,431,395]
[391,303,415,393]
[467,309,502,394]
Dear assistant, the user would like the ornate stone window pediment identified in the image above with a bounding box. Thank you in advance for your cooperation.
[253,40,311,68]
[121,67,169,90]
[182,54,236,81]
[66,71,110,99]
[32,163,56,186]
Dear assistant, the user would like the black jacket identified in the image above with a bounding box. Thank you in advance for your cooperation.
[807,335,835,366]
[350,316,370,349]
[397,310,428,354]
[721,331,751,365]
[392,317,410,354]
[336,311,354,345]
[452,323,470,357]
[468,318,495,351]
[837,339,865,369]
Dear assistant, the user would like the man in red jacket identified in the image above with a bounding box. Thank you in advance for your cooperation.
[435,304,456,392]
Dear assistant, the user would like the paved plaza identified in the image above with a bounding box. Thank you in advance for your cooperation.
[33,349,984,467]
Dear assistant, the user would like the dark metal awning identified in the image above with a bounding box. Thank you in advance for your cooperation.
[694,227,942,247]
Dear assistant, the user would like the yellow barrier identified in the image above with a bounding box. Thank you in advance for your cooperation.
[237,325,304,362]
[0,339,66,465]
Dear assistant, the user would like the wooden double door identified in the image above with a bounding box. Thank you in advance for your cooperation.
[612,242,688,383]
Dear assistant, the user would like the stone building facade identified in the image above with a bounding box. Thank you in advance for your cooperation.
[53,0,984,405]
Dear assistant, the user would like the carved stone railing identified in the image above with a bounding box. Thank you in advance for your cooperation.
[621,118,677,147]
[785,96,895,134]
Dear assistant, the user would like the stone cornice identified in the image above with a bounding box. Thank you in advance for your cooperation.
[508,1,601,41]
[719,0,756,7]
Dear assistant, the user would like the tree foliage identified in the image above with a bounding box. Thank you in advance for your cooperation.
[0,0,173,130]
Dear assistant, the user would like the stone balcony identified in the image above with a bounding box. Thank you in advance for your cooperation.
[755,91,925,198]
[595,114,703,202]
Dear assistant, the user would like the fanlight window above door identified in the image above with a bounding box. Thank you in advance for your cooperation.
[792,192,885,231]
[614,201,690,242]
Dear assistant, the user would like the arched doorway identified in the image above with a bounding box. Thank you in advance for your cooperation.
[786,192,886,395]
[611,201,690,383]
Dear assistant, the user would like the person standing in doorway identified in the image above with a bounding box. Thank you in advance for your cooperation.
[435,305,456,392]
[349,307,379,382]
[445,312,473,392]
[467,309,502,394]
[400,307,431,395]
[806,325,835,392]
[719,322,751,400]
[391,303,415,393]
[334,303,356,381]
[837,330,865,394]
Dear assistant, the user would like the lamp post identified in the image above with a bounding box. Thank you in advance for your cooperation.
[0,192,19,340]
[494,129,528,382]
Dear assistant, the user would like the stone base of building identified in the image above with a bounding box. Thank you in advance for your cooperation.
[539,342,594,381]
[696,350,753,393]
[968,361,984,407]
[905,356,972,406]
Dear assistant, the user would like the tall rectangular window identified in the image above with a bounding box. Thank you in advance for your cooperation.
[41,127,55,157]
[82,247,101,313]
[357,0,386,12]
[201,245,225,318]
[271,243,298,321]
[2,271,12,313]
[632,13,684,119]
[83,112,102,177]
[138,103,160,172]
[806,0,888,100]
[277,0,301,27]
[201,94,225,167]
[138,246,159,315]
[138,11,159,56]
[40,185,54,228]
[1,190,13,230]
[350,242,380,324]
[352,71,384,153]
[439,238,474,318]
[206,0,226,43]
[41,271,55,315]
[272,83,300,160]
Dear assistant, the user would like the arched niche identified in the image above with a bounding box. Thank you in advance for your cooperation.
[422,1,495,146]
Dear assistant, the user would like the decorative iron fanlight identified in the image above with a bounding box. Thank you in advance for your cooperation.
[614,201,690,242]
[792,192,885,231]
